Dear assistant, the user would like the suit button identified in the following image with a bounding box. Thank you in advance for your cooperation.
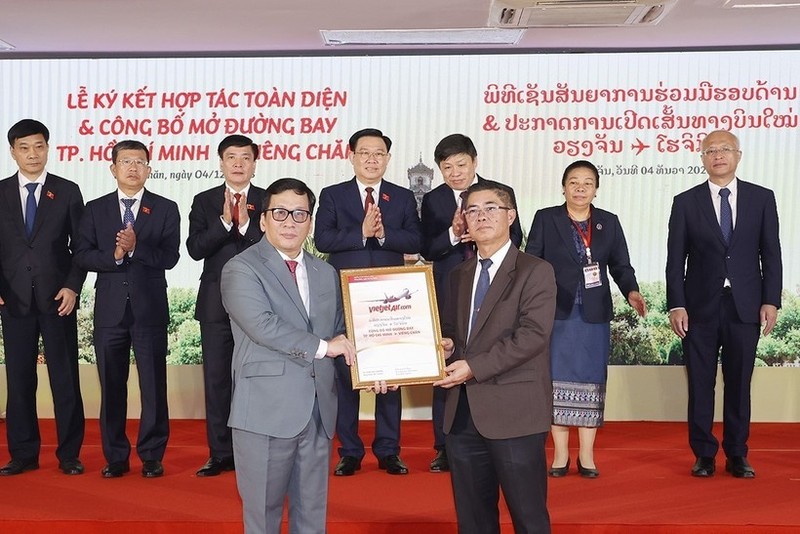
[123,281,129,286]
[26,266,32,271]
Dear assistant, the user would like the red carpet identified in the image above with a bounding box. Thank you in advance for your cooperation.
[1,419,798,533]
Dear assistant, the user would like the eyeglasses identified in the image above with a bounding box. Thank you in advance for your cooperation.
[701,147,739,157]
[463,206,512,220]
[266,208,311,223]
[354,150,389,162]
[116,158,149,167]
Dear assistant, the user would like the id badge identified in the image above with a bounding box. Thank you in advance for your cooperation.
[583,262,602,289]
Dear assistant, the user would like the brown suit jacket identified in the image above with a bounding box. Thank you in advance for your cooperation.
[441,246,556,439]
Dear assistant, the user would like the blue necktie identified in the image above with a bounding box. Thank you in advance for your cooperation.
[24,183,38,238]
[470,258,493,332]
[719,188,732,244]
[121,198,137,228]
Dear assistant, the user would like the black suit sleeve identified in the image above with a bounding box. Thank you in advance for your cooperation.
[420,192,456,261]
[186,193,231,261]
[760,189,782,307]
[75,202,122,273]
[64,183,88,292]
[606,214,639,298]
[665,195,689,310]
[524,209,545,258]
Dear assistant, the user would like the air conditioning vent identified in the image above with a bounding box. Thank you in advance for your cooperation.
[490,0,676,27]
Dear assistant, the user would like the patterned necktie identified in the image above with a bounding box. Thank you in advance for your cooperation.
[719,188,733,244]
[231,192,242,230]
[285,260,298,285]
[121,198,137,228]
[364,187,375,214]
[24,183,38,238]
[470,258,493,332]
[459,191,475,260]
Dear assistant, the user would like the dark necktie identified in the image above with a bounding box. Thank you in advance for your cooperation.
[285,260,299,285]
[24,183,38,238]
[719,188,733,244]
[121,198,137,228]
[364,187,375,213]
[470,258,493,332]
[459,191,475,260]
[231,192,242,230]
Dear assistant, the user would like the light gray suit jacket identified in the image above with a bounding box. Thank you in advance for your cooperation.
[221,238,344,439]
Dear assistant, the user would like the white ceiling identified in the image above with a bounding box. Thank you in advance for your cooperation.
[1,0,799,55]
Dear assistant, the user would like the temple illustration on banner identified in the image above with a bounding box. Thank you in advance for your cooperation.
[406,154,433,215]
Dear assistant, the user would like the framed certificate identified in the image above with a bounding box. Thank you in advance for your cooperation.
[340,264,446,389]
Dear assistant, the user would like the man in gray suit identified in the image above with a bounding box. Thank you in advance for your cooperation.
[221,178,356,534]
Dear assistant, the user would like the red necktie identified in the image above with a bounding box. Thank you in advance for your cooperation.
[285,260,298,284]
[364,187,375,214]
[459,191,475,260]
[231,192,242,230]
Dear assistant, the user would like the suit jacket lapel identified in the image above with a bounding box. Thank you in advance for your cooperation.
[30,175,58,241]
[212,184,226,216]
[304,252,321,328]
[728,180,749,248]
[1,175,26,238]
[375,180,392,211]
[553,204,583,266]
[348,177,366,216]
[439,184,458,213]
[133,189,152,234]
[106,192,123,230]
[694,184,727,246]
[589,209,610,259]
[261,242,309,321]
[244,187,260,224]
[457,258,477,347]
[469,248,517,342]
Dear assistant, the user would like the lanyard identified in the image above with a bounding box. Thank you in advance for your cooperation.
[568,208,593,263]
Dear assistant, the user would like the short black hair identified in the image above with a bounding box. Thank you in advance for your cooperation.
[8,119,49,145]
[348,128,392,152]
[464,180,515,210]
[217,134,259,159]
[262,178,317,214]
[434,133,477,165]
[561,160,600,188]
[112,140,150,164]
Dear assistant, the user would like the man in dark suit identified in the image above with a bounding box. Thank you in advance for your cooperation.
[420,133,523,472]
[75,139,180,478]
[0,119,86,476]
[666,129,782,479]
[187,135,265,477]
[434,180,556,533]
[221,178,356,533]
[314,128,422,476]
